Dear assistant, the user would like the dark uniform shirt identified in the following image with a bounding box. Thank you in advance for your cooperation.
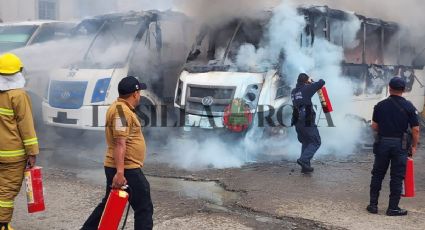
[372,95,419,138]
[291,80,326,108]
[291,79,325,125]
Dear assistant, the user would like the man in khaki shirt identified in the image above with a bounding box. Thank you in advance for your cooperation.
[82,76,153,230]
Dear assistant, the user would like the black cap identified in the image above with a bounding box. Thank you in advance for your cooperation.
[389,77,406,91]
[118,76,147,95]
[297,73,309,83]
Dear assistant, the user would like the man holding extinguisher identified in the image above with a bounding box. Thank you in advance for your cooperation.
[367,77,420,216]
[291,73,326,173]
[0,53,39,230]
[82,76,153,229]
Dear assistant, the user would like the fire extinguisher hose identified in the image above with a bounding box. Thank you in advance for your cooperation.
[121,186,133,230]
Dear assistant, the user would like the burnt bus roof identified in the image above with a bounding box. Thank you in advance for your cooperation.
[219,5,399,30]
[72,10,188,35]
[79,10,187,24]
[300,6,398,30]
[83,10,157,23]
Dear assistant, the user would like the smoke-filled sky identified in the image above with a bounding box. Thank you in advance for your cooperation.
[136,0,425,37]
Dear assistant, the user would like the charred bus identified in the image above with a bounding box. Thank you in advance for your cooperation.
[174,6,425,134]
[42,10,192,136]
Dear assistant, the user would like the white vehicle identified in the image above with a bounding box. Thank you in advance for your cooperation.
[174,6,425,134]
[42,11,191,136]
[0,21,74,53]
[0,21,75,125]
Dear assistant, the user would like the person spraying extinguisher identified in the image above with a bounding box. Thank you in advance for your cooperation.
[291,73,326,173]
[0,53,40,230]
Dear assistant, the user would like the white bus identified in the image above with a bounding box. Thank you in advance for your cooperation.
[42,11,192,136]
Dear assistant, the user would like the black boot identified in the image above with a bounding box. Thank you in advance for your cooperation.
[366,204,378,214]
[0,223,13,230]
[386,207,408,216]
[297,159,314,173]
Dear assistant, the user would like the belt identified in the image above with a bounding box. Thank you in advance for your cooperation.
[379,136,402,141]
[297,105,312,109]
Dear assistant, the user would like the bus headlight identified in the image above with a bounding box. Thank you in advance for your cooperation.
[243,84,261,107]
[91,78,111,103]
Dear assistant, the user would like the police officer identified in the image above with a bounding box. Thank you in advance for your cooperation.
[367,77,420,216]
[82,76,153,229]
[291,73,325,173]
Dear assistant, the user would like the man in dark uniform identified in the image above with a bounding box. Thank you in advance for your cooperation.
[291,73,326,173]
[367,77,420,216]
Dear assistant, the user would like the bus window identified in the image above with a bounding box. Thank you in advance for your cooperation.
[329,18,343,47]
[365,23,383,65]
[382,26,399,65]
[130,22,161,83]
[399,33,416,66]
[31,23,73,44]
[300,15,313,47]
[159,20,189,63]
[313,15,327,39]
[0,25,38,52]
[343,65,366,96]
[344,23,363,64]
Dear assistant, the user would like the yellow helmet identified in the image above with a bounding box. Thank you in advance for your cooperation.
[0,53,23,75]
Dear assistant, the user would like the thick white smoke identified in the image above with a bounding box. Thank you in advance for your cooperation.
[160,0,366,169]
[240,1,364,158]
[161,137,246,169]
[11,0,422,170]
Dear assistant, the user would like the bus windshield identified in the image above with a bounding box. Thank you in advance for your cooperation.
[0,25,38,53]
[185,19,264,72]
[70,19,147,69]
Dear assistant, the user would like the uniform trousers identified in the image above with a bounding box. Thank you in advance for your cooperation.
[0,160,26,222]
[82,167,153,230]
[295,110,321,165]
[370,138,407,209]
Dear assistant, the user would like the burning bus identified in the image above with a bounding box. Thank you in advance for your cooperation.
[174,6,425,135]
[42,10,192,136]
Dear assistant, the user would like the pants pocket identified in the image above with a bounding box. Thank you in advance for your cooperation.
[373,142,379,155]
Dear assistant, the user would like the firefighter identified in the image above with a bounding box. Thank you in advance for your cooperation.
[367,77,420,216]
[0,53,39,230]
[291,73,325,173]
[82,76,153,230]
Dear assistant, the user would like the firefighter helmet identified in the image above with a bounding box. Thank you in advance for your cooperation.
[0,53,23,75]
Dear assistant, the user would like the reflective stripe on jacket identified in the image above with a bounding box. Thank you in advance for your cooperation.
[0,89,39,163]
[0,199,14,208]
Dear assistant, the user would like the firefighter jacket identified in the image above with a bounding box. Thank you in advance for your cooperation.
[0,89,39,163]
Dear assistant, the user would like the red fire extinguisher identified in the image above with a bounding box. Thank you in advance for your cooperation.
[98,187,130,230]
[24,166,45,213]
[402,157,415,197]
[317,86,333,113]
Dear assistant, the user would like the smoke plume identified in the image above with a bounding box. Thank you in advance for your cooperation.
[159,0,366,169]
[11,0,424,170]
